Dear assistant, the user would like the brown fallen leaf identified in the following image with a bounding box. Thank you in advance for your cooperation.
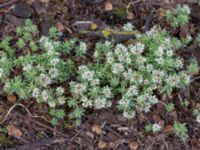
[129,141,138,150]
[104,1,113,11]
[7,124,22,137]
[7,94,16,103]
[127,12,134,20]
[92,124,102,135]
[56,22,65,32]
[98,141,107,149]
[164,125,173,134]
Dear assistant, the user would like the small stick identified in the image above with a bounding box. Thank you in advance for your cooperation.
[0,0,19,8]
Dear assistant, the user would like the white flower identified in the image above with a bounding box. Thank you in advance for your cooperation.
[95,97,106,109]
[48,101,56,108]
[56,87,65,96]
[23,64,32,71]
[146,64,154,73]
[166,50,174,57]
[41,90,48,102]
[79,42,87,53]
[36,64,45,72]
[105,41,111,47]
[49,68,58,78]
[40,74,51,87]
[81,97,92,108]
[112,63,124,74]
[71,83,87,96]
[82,70,94,81]
[78,65,89,73]
[103,86,112,98]
[156,46,164,57]
[137,56,146,63]
[152,123,161,132]
[50,58,60,66]
[122,22,134,32]
[0,68,3,78]
[118,98,130,108]
[57,96,66,105]
[196,114,200,123]
[106,56,114,64]
[32,88,39,98]
[176,58,183,68]
[166,75,180,86]
[126,85,138,97]
[183,5,190,14]
[91,79,100,86]
[123,111,135,119]
[155,57,164,65]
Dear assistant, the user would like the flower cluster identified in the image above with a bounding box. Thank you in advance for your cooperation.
[165,4,190,28]
[68,26,193,121]
[0,20,74,108]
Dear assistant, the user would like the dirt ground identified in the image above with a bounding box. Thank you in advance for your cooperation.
[0,0,200,149]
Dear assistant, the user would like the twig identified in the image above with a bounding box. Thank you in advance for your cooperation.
[5,137,68,150]
[22,114,69,139]
[126,0,143,14]
[147,133,167,150]
[69,127,83,142]
[0,103,32,124]
[162,136,169,150]
[0,0,19,8]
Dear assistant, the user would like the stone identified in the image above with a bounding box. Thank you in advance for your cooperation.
[10,2,34,18]
[5,14,25,26]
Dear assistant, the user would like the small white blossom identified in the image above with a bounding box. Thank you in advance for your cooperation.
[79,42,87,53]
[41,90,48,102]
[82,70,94,81]
[103,86,112,98]
[56,87,65,96]
[95,97,106,109]
[112,63,124,74]
[48,101,56,108]
[0,68,3,78]
[196,114,200,123]
[32,88,40,98]
[49,68,58,78]
[122,22,134,32]
[126,85,138,97]
[40,74,51,87]
[152,123,161,132]
[50,58,60,66]
[123,111,136,119]
[23,64,32,71]
[91,79,100,86]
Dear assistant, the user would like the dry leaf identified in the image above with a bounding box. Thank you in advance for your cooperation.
[90,23,97,30]
[98,141,107,149]
[129,141,138,150]
[104,1,113,11]
[7,94,16,103]
[127,12,134,20]
[158,9,165,18]
[92,124,102,135]
[56,22,65,32]
[7,124,22,137]
[164,125,173,134]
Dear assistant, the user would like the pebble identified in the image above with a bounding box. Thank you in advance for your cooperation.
[10,3,34,18]
[4,14,25,26]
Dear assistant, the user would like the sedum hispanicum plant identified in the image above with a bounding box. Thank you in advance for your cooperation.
[193,108,200,123]
[0,21,196,126]
[173,122,188,139]
[0,20,76,118]
[68,26,194,123]
[145,123,161,133]
[165,4,190,28]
